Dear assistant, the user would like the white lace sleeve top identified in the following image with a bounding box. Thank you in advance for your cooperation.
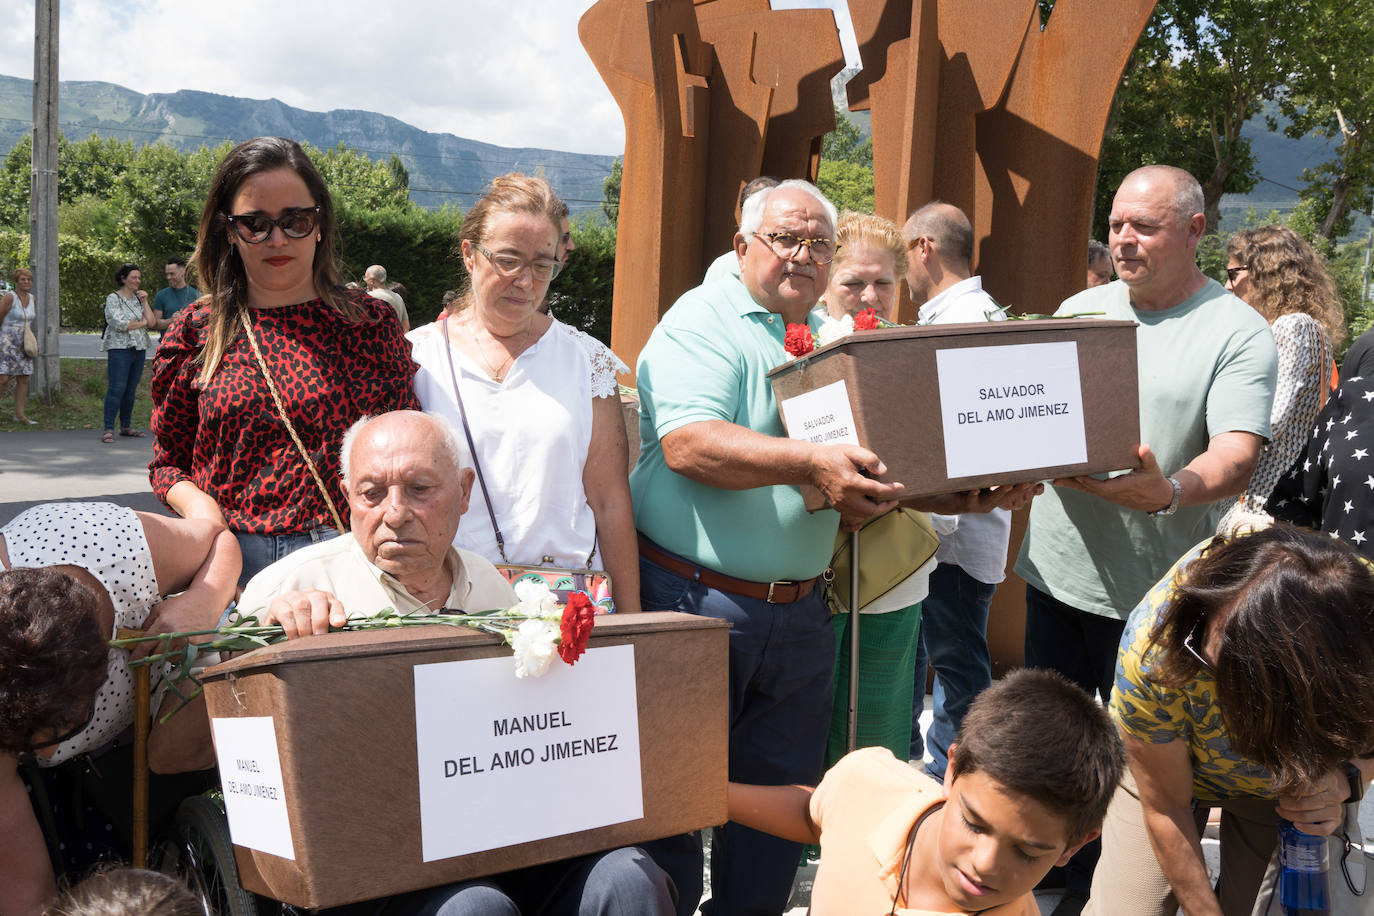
[409,318,629,569]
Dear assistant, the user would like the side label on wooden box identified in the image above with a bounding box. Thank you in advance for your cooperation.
[779,380,860,446]
[211,716,296,860]
[413,644,643,862]
[936,341,1088,478]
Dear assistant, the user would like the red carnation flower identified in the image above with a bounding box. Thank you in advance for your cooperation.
[854,308,879,330]
[784,323,815,357]
[558,593,597,665]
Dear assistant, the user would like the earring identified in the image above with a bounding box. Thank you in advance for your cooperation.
[316,234,322,242]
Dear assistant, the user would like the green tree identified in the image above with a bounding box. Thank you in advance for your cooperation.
[602,159,621,227]
[1277,0,1374,242]
[821,106,872,168]
[111,141,226,266]
[816,159,874,214]
[308,142,410,211]
[1088,0,1301,236]
[0,136,31,230]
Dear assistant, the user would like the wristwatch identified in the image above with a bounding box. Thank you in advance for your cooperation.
[1341,761,1365,803]
[1148,476,1182,517]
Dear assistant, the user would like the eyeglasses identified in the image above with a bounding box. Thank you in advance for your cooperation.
[751,231,835,265]
[1182,625,1213,671]
[474,244,563,281]
[22,696,97,756]
[1225,265,1249,283]
[225,206,322,243]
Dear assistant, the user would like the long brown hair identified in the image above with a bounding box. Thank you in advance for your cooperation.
[191,137,359,383]
[1227,226,1345,349]
[1145,525,1374,792]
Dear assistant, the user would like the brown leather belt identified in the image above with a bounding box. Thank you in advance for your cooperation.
[638,536,821,604]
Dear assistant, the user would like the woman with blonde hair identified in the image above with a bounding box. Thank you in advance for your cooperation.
[150,137,419,584]
[815,210,907,323]
[409,174,639,612]
[1218,225,1343,528]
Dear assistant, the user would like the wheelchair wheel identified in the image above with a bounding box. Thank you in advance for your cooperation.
[156,793,261,916]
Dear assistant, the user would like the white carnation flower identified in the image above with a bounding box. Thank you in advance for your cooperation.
[510,618,559,678]
[513,579,558,615]
[815,313,854,347]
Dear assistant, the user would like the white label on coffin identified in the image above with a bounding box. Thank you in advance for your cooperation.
[779,379,860,447]
[212,716,296,860]
[937,341,1088,478]
[413,644,642,862]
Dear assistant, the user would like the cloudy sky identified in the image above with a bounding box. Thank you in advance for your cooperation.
[0,0,859,157]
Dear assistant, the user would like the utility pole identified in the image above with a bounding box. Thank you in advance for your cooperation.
[30,0,59,400]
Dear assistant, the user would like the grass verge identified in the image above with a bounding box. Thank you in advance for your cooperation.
[0,359,153,434]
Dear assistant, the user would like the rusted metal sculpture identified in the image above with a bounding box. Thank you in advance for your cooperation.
[583,0,1155,364]
[580,0,845,376]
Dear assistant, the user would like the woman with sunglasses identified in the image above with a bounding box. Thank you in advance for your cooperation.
[0,502,239,916]
[101,262,157,443]
[1083,523,1374,916]
[150,137,419,585]
[409,174,640,612]
[1217,227,1343,532]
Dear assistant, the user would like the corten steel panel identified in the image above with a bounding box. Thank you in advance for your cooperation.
[202,614,729,910]
[583,0,845,379]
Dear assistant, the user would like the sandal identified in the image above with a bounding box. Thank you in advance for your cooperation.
[101,430,114,444]
[119,428,146,438]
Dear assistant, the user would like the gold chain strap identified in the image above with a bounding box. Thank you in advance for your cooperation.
[238,310,347,534]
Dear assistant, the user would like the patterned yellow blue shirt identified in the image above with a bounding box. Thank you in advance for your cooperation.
[1110,539,1276,801]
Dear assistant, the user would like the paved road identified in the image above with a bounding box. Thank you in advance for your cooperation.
[57,331,159,360]
[0,427,168,525]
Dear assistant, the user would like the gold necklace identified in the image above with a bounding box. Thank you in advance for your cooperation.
[465,318,531,382]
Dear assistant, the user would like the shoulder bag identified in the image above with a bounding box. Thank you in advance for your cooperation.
[238,311,347,535]
[826,507,940,615]
[439,315,613,611]
[22,315,37,358]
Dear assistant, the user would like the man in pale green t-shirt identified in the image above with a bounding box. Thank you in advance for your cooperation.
[1013,164,1277,906]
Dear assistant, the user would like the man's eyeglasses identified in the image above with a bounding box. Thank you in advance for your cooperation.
[474,244,563,281]
[1225,265,1249,283]
[225,206,322,243]
[751,231,835,265]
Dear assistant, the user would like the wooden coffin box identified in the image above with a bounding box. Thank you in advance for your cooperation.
[767,319,1142,510]
[200,612,729,910]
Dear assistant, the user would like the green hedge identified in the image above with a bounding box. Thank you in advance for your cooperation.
[337,203,465,326]
[0,231,140,330]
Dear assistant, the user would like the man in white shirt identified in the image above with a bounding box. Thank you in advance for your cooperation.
[902,201,1011,781]
[240,410,516,632]
[364,264,410,331]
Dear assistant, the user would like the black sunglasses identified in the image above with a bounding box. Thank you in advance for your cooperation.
[1225,265,1248,283]
[225,205,322,244]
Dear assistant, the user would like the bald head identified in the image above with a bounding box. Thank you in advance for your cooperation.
[1108,166,1207,309]
[903,202,974,268]
[1118,166,1204,226]
[340,411,474,581]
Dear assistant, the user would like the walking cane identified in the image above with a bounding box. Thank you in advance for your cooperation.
[115,627,150,868]
[846,529,860,752]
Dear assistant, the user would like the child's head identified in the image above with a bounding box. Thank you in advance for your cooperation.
[936,669,1123,909]
[48,867,201,916]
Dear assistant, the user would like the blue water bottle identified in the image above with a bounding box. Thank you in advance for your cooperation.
[1279,818,1331,915]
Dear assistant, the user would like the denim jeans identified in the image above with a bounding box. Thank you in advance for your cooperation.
[234,526,340,587]
[102,346,146,431]
[636,541,835,916]
[909,563,996,778]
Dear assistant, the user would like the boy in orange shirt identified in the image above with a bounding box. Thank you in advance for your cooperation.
[728,669,1123,914]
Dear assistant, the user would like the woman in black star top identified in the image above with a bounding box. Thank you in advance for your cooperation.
[1269,327,1374,557]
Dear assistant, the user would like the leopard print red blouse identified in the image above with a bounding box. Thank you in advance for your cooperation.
[150,289,420,533]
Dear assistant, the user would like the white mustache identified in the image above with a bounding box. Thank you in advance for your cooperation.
[782,265,816,279]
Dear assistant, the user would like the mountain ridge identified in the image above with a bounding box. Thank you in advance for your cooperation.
[0,73,618,212]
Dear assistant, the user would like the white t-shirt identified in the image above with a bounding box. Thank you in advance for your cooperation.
[409,318,628,568]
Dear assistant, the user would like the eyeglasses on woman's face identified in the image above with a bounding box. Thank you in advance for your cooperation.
[225,205,322,244]
[1225,264,1249,283]
[474,243,563,282]
[22,695,97,757]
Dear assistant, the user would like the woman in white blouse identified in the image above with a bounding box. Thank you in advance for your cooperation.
[409,174,640,612]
